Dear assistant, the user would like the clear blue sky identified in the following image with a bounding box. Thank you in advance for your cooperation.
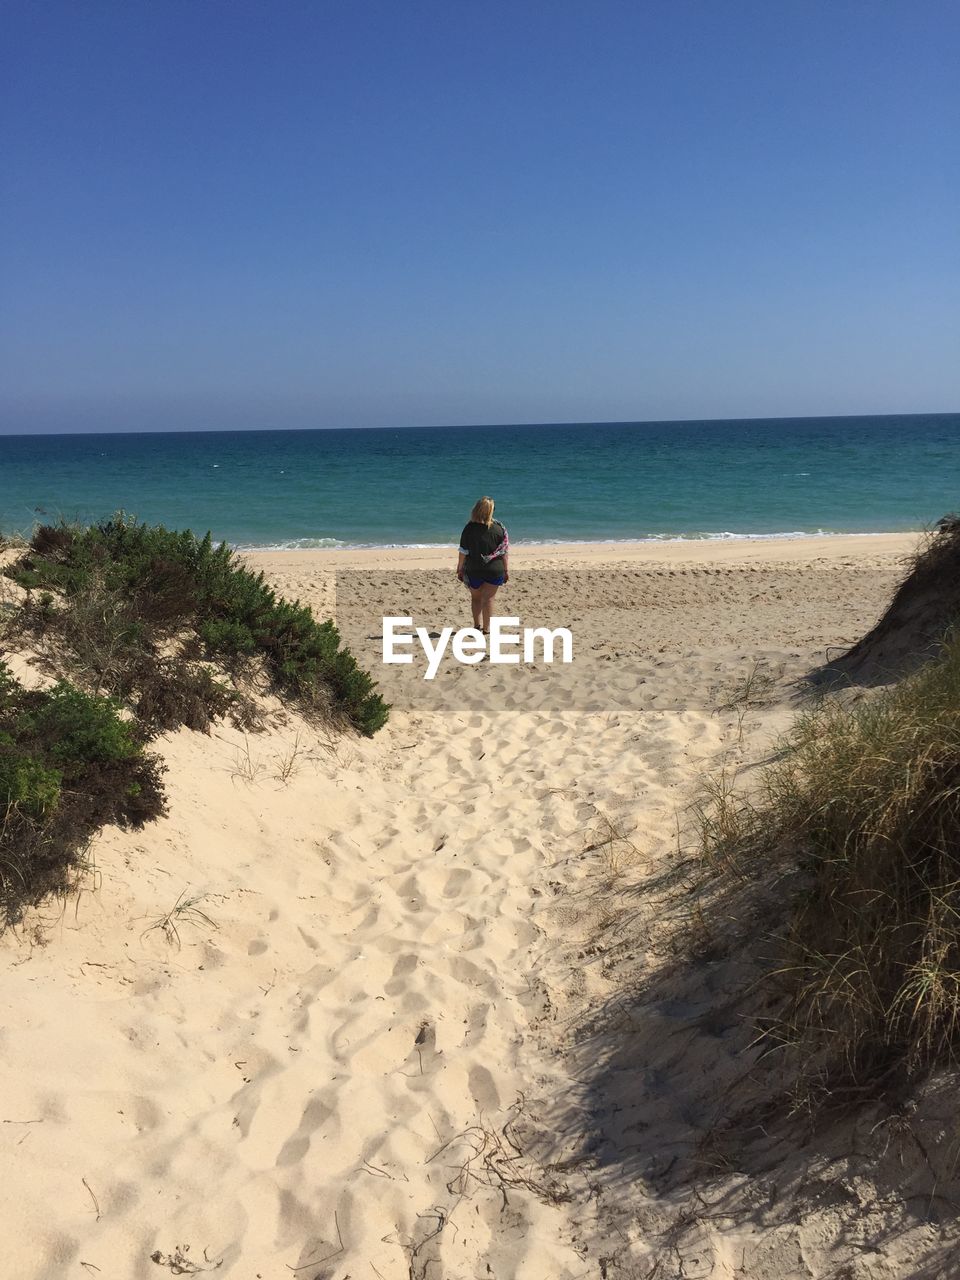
[2,1,957,432]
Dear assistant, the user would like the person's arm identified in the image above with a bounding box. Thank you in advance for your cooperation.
[457,550,465,581]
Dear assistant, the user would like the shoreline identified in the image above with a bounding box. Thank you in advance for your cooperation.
[232,527,926,552]
[244,529,920,571]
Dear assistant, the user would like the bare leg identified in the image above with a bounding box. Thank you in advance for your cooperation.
[480,583,499,633]
[469,586,484,630]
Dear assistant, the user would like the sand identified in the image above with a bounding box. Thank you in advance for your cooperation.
[4,530,955,1278]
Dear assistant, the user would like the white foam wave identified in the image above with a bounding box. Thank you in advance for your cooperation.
[234,537,349,551]
[234,528,915,552]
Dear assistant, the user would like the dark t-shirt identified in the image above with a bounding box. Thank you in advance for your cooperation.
[459,520,507,577]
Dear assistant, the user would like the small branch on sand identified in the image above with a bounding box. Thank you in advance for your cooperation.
[150,1244,222,1273]
[81,1177,101,1221]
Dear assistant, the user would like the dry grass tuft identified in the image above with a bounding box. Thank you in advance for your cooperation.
[142,890,217,949]
[698,627,960,1106]
[719,657,781,745]
[583,810,641,883]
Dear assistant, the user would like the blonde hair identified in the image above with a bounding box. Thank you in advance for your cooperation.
[470,496,495,526]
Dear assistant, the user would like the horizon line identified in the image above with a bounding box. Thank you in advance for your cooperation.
[1,408,958,439]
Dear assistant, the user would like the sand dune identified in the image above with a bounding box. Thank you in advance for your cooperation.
[6,532,951,1278]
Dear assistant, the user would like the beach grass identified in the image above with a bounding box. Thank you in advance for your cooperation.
[699,624,960,1105]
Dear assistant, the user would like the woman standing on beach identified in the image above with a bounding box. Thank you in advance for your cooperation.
[457,496,509,635]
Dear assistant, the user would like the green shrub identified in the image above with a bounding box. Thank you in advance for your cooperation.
[7,517,389,735]
[0,512,388,924]
[20,682,139,766]
[0,754,61,818]
[0,663,16,708]
[0,660,166,925]
[198,618,258,656]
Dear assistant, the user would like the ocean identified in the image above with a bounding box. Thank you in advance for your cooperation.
[1,414,958,549]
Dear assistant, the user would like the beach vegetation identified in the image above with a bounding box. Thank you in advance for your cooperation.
[142,888,217,949]
[136,662,239,734]
[820,512,960,685]
[698,624,960,1107]
[5,516,389,736]
[0,660,165,925]
[0,530,26,553]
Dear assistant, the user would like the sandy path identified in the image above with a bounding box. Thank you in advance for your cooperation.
[0,535,920,1277]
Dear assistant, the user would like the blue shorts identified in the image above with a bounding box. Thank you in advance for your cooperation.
[466,574,505,589]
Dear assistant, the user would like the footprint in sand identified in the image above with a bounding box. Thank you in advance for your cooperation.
[468,1062,501,1111]
[442,866,473,897]
[276,1094,335,1167]
[384,952,418,996]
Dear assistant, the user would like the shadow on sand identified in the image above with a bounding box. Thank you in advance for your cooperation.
[532,855,960,1276]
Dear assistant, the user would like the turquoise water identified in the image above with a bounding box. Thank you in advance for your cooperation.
[1,414,957,548]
